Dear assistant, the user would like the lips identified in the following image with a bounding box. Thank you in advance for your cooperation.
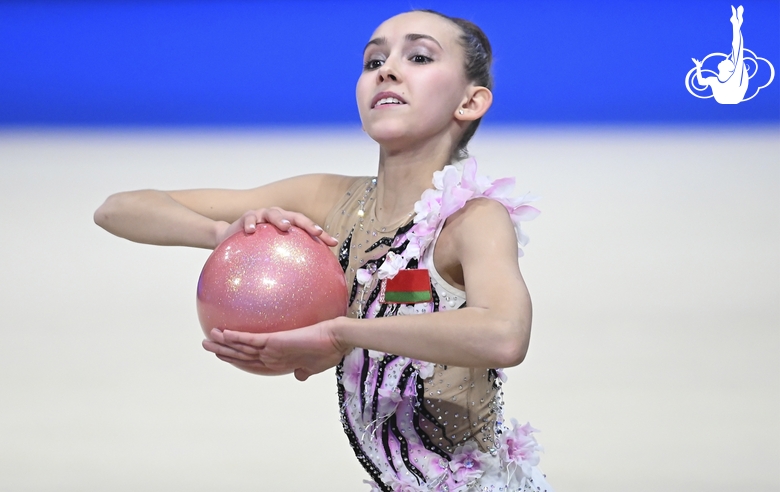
[371,91,407,109]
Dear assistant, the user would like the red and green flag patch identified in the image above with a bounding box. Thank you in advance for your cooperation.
[380,269,432,304]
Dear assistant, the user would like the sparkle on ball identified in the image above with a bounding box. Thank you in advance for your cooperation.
[197,224,348,336]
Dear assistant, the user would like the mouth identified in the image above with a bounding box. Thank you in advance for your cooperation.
[371,92,407,109]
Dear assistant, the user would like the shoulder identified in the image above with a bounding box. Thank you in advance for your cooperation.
[437,198,518,267]
[450,197,511,220]
[301,174,370,210]
[168,174,366,226]
[445,198,514,243]
[257,173,366,222]
[288,174,369,225]
[280,173,364,195]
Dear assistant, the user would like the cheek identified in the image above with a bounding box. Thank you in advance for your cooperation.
[355,75,372,116]
[417,70,464,113]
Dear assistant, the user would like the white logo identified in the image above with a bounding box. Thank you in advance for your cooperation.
[685,5,774,104]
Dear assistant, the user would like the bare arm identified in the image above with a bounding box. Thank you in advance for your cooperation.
[205,198,534,377]
[334,198,531,368]
[94,174,360,249]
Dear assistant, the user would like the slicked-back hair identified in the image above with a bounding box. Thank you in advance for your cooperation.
[415,9,493,160]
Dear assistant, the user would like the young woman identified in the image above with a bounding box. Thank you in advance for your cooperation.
[95,10,552,492]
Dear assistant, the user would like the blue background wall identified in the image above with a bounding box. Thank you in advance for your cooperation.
[1,0,778,126]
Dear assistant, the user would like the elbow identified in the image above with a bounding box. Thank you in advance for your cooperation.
[94,195,115,229]
[493,318,531,368]
[94,191,140,231]
[94,192,127,230]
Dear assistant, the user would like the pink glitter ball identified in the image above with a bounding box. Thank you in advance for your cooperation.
[197,224,348,337]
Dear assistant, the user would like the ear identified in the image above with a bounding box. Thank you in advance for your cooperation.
[455,86,493,121]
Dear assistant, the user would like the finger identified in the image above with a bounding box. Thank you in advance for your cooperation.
[203,339,258,361]
[222,329,269,350]
[210,329,262,355]
[243,213,258,234]
[311,224,339,247]
[263,208,292,231]
[208,328,225,343]
[206,330,262,357]
[285,212,339,247]
[294,368,311,381]
[215,355,283,374]
[215,354,265,366]
[208,328,234,347]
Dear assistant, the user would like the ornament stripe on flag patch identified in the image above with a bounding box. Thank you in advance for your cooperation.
[380,269,432,304]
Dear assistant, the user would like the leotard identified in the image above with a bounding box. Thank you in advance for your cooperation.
[323,159,552,492]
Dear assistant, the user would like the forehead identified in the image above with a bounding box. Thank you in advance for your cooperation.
[369,11,462,49]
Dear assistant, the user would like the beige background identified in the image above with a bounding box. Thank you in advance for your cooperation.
[1,127,778,491]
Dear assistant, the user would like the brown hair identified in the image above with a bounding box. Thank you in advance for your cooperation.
[415,9,493,160]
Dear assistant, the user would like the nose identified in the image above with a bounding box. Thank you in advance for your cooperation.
[378,70,397,83]
[377,59,399,83]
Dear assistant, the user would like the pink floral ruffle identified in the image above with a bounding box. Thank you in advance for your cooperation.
[362,157,540,282]
[362,418,544,491]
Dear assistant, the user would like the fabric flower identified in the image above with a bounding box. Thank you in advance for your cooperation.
[459,157,492,194]
[356,268,373,285]
[392,231,410,248]
[423,453,450,479]
[431,168,447,191]
[368,349,385,360]
[499,419,541,480]
[376,386,403,418]
[407,158,540,262]
[340,349,363,395]
[383,474,428,492]
[363,480,382,492]
[449,441,487,483]
[412,360,436,379]
[414,188,442,224]
[377,251,407,280]
[432,474,470,492]
[509,203,541,222]
[439,167,474,218]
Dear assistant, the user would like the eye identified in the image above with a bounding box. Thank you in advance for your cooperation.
[363,59,384,71]
[410,54,432,64]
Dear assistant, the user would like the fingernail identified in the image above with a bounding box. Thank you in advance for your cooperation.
[314,224,323,231]
[281,219,291,225]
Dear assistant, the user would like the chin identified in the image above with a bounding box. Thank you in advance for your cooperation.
[365,122,413,147]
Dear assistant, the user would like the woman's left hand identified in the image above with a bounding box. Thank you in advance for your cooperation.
[202,318,351,381]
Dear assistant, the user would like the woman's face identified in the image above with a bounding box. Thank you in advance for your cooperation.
[356,12,470,149]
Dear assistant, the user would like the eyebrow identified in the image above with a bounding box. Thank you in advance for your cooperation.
[363,33,443,55]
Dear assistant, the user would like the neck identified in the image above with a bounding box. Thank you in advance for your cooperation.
[374,137,455,226]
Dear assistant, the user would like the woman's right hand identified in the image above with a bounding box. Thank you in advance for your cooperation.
[216,207,338,247]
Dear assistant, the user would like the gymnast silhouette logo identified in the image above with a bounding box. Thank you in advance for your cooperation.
[685,5,774,104]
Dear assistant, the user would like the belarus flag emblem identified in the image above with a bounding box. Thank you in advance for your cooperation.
[379,269,433,304]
